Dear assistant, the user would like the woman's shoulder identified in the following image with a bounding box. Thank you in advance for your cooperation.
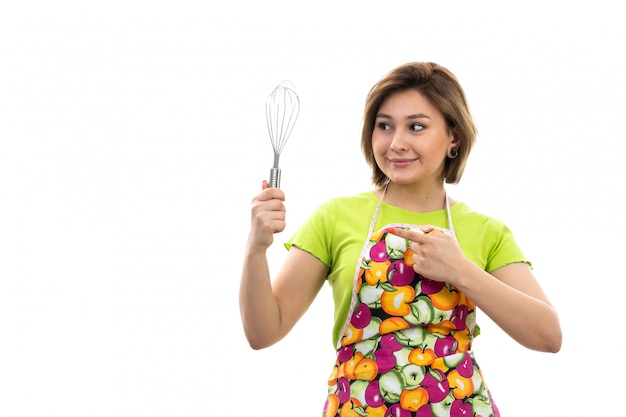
[450,201,527,270]
[451,201,510,232]
[303,192,379,230]
[316,191,378,211]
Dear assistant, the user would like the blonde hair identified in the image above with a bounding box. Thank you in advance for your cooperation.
[361,62,477,186]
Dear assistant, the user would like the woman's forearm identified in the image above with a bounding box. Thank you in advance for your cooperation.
[238,244,283,350]
[454,261,562,353]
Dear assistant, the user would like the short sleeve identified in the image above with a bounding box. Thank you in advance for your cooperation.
[484,219,531,273]
[284,199,335,268]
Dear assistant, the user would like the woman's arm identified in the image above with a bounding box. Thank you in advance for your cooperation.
[239,186,328,350]
[454,261,561,352]
[482,262,561,352]
[239,246,328,349]
[389,228,562,353]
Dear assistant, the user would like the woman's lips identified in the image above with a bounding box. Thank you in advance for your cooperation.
[388,157,417,167]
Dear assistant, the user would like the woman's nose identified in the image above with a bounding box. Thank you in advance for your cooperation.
[390,131,408,152]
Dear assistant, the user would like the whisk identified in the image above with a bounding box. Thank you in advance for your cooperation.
[265,80,300,188]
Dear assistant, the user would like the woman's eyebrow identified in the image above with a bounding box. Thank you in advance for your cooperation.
[407,113,431,120]
[376,113,431,120]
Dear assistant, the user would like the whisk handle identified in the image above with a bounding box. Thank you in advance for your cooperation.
[269,167,281,188]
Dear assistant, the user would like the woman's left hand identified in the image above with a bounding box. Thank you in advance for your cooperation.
[388,227,469,284]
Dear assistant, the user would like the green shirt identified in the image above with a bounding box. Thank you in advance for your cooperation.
[286,191,528,348]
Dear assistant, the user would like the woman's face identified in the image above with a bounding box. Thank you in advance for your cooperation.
[372,89,456,188]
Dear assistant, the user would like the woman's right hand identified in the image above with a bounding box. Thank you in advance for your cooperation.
[248,180,286,249]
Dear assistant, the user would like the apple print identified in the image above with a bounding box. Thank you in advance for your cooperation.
[393,346,413,368]
[336,376,351,403]
[429,284,461,311]
[415,404,435,417]
[385,403,412,417]
[401,363,426,390]
[407,296,435,325]
[340,399,367,417]
[442,353,464,369]
[470,367,485,393]
[365,380,384,408]
[359,284,384,308]
[384,232,410,260]
[452,305,468,330]
[370,240,389,262]
[456,352,474,379]
[381,285,415,316]
[350,379,369,406]
[374,347,397,374]
[351,303,372,329]
[388,259,415,286]
[418,277,445,295]
[362,316,382,340]
[448,370,474,400]
[365,259,392,287]
[432,302,454,323]
[379,370,405,403]
[468,395,493,417]
[324,395,338,417]
[337,345,355,363]
[354,339,378,357]
[450,399,472,416]
[430,393,455,417]
[394,327,426,347]
[421,369,449,403]
[353,358,378,382]
[434,335,458,357]
[380,333,403,352]
[326,224,498,417]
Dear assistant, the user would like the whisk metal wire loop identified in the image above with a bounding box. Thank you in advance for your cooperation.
[265,81,300,188]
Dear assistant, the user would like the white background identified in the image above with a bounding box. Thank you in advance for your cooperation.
[1,1,624,416]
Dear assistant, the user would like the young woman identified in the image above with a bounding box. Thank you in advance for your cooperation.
[240,62,561,417]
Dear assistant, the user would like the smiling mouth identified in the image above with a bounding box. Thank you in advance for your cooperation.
[388,158,418,166]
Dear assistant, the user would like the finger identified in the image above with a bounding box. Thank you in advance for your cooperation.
[252,209,285,234]
[264,212,286,234]
[256,187,285,202]
[262,180,269,190]
[273,222,286,234]
[252,200,286,220]
[386,227,428,243]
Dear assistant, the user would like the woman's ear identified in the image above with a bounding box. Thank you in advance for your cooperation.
[447,132,461,159]
[449,131,460,146]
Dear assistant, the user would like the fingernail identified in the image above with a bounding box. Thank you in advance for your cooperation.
[385,227,397,234]
[262,180,268,190]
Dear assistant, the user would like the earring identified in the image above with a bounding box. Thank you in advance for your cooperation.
[447,146,459,159]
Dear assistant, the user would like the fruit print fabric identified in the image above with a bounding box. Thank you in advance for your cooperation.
[323,226,500,417]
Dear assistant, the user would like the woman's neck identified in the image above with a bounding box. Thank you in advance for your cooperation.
[376,181,448,213]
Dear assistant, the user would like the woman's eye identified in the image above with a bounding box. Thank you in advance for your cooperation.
[377,122,391,130]
[410,124,424,131]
